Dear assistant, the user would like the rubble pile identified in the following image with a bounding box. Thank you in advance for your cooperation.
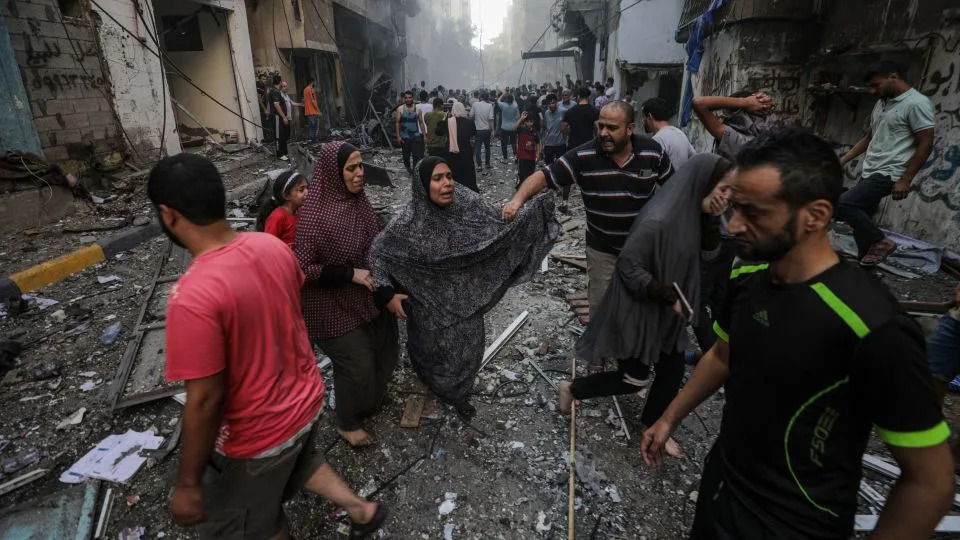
[1,145,956,538]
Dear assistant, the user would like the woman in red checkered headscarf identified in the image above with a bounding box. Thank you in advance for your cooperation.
[294,141,398,448]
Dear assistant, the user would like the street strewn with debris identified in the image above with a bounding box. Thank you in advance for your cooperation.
[1,143,958,538]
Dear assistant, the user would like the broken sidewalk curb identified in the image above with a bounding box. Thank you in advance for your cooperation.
[1,223,162,300]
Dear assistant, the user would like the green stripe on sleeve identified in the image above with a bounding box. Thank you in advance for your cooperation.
[875,421,950,448]
[729,263,769,279]
[809,282,871,338]
[713,321,729,342]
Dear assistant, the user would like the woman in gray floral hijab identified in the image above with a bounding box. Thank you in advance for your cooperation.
[369,156,560,417]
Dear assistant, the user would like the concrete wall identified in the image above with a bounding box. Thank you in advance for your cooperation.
[681,0,960,250]
[617,0,686,66]
[92,0,181,159]
[1,0,126,167]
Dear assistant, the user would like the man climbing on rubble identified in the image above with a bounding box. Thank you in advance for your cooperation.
[837,60,935,267]
[502,101,673,371]
[642,128,954,539]
[149,154,388,539]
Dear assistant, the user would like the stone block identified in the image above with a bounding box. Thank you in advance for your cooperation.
[80,126,106,142]
[8,32,28,52]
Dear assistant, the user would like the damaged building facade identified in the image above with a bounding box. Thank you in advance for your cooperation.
[248,0,419,132]
[0,0,261,167]
[674,0,960,251]
[553,0,686,121]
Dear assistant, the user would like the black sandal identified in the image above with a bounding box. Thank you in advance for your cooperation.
[350,503,389,538]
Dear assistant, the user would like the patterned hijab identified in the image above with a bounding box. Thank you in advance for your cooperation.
[294,141,381,341]
[369,157,560,321]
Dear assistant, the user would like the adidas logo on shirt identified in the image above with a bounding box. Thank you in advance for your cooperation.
[753,310,770,327]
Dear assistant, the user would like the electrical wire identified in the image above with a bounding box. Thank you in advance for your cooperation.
[272,0,293,68]
[57,6,145,163]
[90,0,264,131]
[132,0,166,159]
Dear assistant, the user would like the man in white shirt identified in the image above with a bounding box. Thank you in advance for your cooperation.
[604,77,617,101]
[641,97,695,169]
[415,90,433,144]
[470,91,495,170]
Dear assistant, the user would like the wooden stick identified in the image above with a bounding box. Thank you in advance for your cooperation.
[568,354,577,540]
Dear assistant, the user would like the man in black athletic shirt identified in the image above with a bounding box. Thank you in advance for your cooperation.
[642,127,954,539]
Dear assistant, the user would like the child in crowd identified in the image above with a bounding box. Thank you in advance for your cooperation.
[256,170,308,246]
[515,110,540,189]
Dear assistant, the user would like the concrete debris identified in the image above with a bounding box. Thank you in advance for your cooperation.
[688,491,699,503]
[132,216,152,227]
[97,275,122,284]
[508,441,525,450]
[443,522,455,540]
[50,309,67,322]
[80,379,103,392]
[118,526,146,539]
[56,407,87,429]
[535,511,551,532]
[438,492,457,516]
[605,485,622,503]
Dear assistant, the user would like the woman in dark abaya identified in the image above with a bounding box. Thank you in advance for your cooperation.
[558,153,732,456]
[295,141,399,448]
[369,156,560,418]
[435,101,478,192]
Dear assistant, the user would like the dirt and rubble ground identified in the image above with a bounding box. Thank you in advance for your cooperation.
[1,143,959,539]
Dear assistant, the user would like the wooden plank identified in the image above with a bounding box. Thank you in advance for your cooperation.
[569,299,590,308]
[578,315,590,325]
[573,307,590,316]
[854,515,960,533]
[551,254,588,271]
[565,292,588,301]
[400,395,426,428]
[899,299,954,314]
[479,311,530,371]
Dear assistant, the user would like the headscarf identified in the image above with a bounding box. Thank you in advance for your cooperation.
[448,101,467,154]
[576,154,727,365]
[369,157,560,400]
[370,157,560,323]
[294,141,381,341]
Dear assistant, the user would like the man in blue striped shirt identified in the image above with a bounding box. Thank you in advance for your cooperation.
[503,101,673,321]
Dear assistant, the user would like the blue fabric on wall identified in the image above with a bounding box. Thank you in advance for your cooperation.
[680,0,729,126]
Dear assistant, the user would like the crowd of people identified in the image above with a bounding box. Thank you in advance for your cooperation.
[152,60,955,539]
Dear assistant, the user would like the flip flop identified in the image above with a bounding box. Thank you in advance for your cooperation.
[351,503,390,538]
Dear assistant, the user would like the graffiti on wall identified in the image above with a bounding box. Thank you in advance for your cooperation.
[22,34,104,97]
[913,38,960,214]
[746,67,803,117]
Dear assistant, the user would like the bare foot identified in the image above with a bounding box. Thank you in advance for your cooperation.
[665,437,685,459]
[557,381,574,414]
[337,428,377,448]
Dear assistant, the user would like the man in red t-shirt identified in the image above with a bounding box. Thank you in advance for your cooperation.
[148,154,388,539]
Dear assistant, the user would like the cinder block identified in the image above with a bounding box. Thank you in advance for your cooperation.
[55,128,82,144]
[87,110,114,126]
[60,112,89,128]
[80,126,106,141]
[43,145,69,162]
[72,97,101,113]
[45,99,74,116]
[33,115,63,133]
[8,3,55,22]
[35,20,68,39]
[8,32,28,52]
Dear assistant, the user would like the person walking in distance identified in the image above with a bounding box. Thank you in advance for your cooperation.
[837,61,935,267]
[303,77,321,142]
[541,93,570,209]
[150,154,389,539]
[269,75,291,161]
[642,97,695,170]
[497,91,520,161]
[471,92,495,171]
[642,128,954,539]
[395,91,425,172]
[423,98,449,159]
[561,87,600,150]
